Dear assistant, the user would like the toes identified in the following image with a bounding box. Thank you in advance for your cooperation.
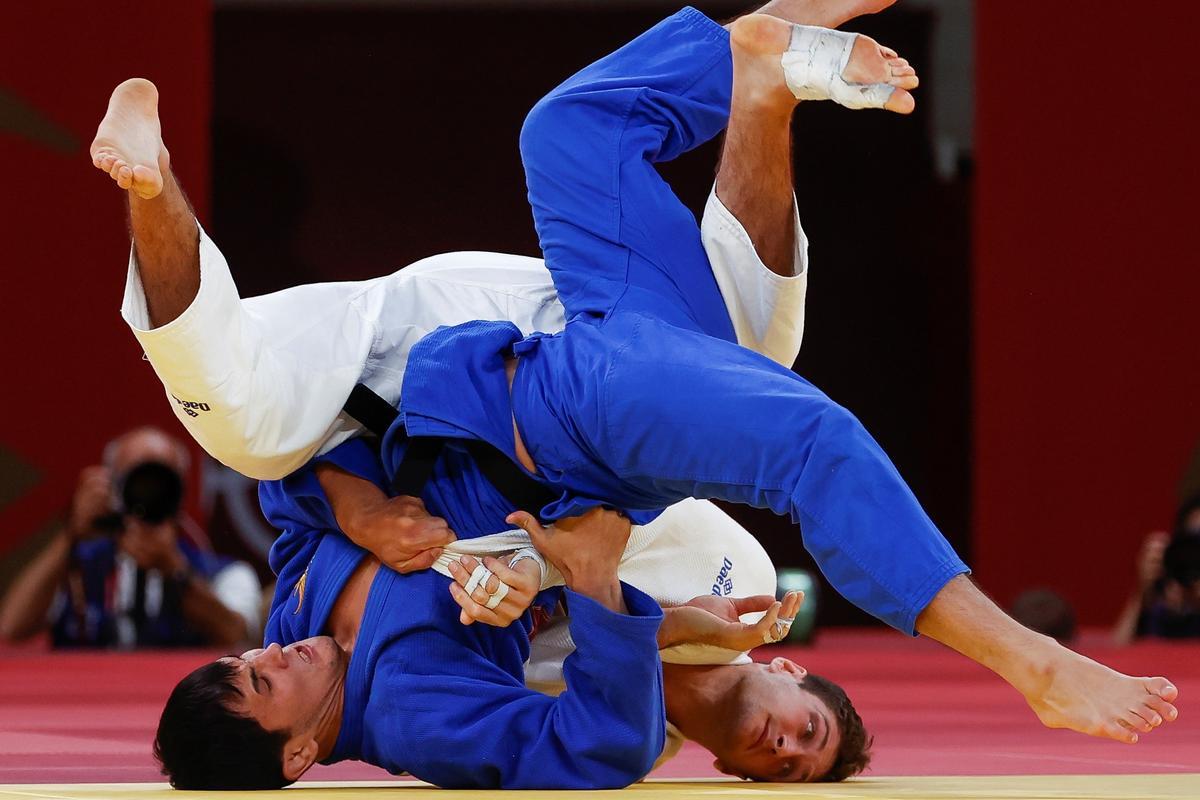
[1143,693,1179,723]
[889,74,920,91]
[1146,677,1179,702]
[1124,708,1157,733]
[1111,720,1140,744]
[884,87,915,115]
[116,165,133,190]
[879,44,898,59]
[107,158,126,179]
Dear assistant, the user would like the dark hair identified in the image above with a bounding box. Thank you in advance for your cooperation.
[154,660,291,789]
[1174,492,1200,537]
[800,672,873,782]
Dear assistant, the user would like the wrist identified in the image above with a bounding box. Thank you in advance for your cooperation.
[568,576,623,611]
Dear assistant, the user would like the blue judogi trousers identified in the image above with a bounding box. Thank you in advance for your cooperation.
[508,7,968,635]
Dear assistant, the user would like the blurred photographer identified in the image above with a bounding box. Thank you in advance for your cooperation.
[1112,493,1200,644]
[0,427,260,648]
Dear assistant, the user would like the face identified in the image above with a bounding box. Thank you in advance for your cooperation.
[706,658,841,782]
[218,636,346,740]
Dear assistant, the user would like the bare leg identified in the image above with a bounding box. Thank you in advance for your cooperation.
[730,2,1180,747]
[919,575,1180,743]
[90,79,199,328]
[722,3,916,274]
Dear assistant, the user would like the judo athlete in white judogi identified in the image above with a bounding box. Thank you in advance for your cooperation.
[91,0,1179,792]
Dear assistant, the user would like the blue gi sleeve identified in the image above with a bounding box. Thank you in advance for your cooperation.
[361,583,666,789]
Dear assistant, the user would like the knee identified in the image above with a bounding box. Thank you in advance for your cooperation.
[519,93,573,166]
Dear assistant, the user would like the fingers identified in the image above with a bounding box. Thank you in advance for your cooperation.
[448,582,506,627]
[729,595,779,615]
[483,555,538,592]
[392,547,444,574]
[752,601,783,644]
[779,590,803,622]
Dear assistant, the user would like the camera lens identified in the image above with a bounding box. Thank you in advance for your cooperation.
[120,461,184,523]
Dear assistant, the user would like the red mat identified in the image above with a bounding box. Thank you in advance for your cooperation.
[2,630,1197,784]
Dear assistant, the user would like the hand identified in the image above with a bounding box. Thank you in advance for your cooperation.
[67,466,115,538]
[1138,531,1169,591]
[447,553,541,627]
[347,495,456,574]
[118,517,186,574]
[507,507,630,612]
[658,590,805,651]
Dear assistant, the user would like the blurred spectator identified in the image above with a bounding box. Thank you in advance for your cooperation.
[1112,494,1200,644]
[1010,588,1076,643]
[0,427,261,648]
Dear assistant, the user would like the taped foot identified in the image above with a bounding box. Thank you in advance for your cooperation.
[782,24,917,113]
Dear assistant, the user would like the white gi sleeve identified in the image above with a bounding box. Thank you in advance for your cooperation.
[701,186,809,368]
[120,224,374,480]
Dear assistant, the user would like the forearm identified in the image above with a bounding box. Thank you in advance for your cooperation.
[1111,591,1146,646]
[315,463,386,543]
[0,531,72,641]
[179,575,249,647]
[567,575,627,615]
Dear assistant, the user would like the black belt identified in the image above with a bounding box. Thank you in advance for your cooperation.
[342,384,556,518]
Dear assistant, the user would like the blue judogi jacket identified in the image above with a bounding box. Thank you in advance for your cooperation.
[259,457,665,789]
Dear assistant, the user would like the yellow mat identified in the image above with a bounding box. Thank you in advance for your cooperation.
[1,775,1197,800]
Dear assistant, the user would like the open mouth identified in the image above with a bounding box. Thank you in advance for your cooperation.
[297,643,313,664]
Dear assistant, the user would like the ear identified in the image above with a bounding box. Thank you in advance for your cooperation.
[281,736,320,782]
[767,656,807,680]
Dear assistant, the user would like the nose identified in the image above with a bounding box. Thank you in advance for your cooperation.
[771,735,802,758]
[255,642,287,668]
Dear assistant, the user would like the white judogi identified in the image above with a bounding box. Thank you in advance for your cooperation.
[120,189,809,480]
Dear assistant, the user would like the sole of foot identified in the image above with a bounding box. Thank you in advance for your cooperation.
[90,78,167,200]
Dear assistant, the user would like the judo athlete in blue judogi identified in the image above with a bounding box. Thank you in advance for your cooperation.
[146,8,937,791]
[396,6,967,637]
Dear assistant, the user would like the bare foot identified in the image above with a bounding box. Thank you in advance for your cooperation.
[90,78,168,200]
[757,0,903,29]
[730,14,918,114]
[1022,649,1179,744]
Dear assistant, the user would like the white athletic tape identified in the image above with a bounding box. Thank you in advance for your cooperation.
[485,581,510,610]
[508,547,546,580]
[463,564,493,597]
[763,615,797,644]
[781,25,895,110]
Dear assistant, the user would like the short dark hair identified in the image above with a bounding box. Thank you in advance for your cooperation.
[154,659,292,790]
[800,671,873,782]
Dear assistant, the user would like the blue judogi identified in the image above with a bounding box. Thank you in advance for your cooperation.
[393,8,969,636]
[258,453,665,789]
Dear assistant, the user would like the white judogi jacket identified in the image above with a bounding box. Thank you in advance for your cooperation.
[121,189,809,480]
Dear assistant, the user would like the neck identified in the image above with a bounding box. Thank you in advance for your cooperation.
[313,671,347,762]
[662,663,743,749]
[315,556,378,761]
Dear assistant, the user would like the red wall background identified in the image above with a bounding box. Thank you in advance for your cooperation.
[974,2,1200,623]
[0,2,210,563]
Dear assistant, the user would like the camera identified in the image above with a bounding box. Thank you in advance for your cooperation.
[1163,534,1200,589]
[91,461,185,535]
